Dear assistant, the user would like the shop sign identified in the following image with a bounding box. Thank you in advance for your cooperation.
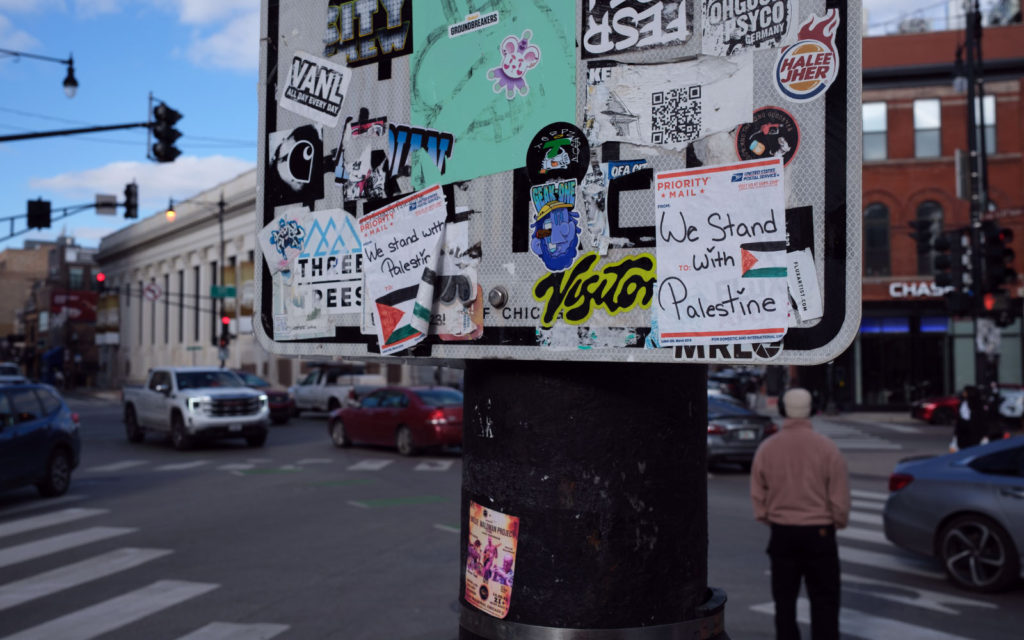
[888,281,952,299]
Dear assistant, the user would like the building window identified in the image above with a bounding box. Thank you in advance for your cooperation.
[68,266,84,290]
[164,274,170,344]
[915,201,944,276]
[210,261,217,345]
[864,203,891,276]
[863,102,887,161]
[193,266,200,341]
[138,280,144,345]
[150,278,156,345]
[913,99,941,158]
[975,95,996,155]
[178,270,184,343]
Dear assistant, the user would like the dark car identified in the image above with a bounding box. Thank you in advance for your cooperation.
[883,436,1024,592]
[0,383,80,498]
[328,386,463,456]
[234,371,294,424]
[706,396,777,470]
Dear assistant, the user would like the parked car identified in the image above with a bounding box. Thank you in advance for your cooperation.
[234,371,294,424]
[0,383,80,498]
[883,436,1024,592]
[706,396,777,470]
[290,364,386,415]
[328,386,463,456]
[912,385,1024,426]
[122,367,270,450]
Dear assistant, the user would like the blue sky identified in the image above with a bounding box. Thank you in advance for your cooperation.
[0,0,1004,252]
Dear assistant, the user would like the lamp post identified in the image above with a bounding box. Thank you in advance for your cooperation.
[0,48,77,97]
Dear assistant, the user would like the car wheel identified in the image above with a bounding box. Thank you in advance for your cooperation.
[330,419,350,448]
[396,426,416,456]
[170,413,193,451]
[36,448,72,497]
[932,407,955,426]
[246,431,267,448]
[328,397,341,412]
[939,514,1020,592]
[124,405,145,443]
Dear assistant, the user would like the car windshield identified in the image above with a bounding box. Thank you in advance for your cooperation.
[176,371,245,390]
[708,398,756,418]
[0,364,19,376]
[238,372,269,387]
[415,389,463,407]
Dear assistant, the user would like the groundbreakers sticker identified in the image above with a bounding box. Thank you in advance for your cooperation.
[466,501,519,618]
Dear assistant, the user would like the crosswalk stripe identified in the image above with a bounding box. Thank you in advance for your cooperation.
[348,459,393,471]
[218,464,254,471]
[415,460,454,472]
[750,598,975,639]
[842,574,997,614]
[85,460,148,473]
[839,547,945,580]
[851,489,889,501]
[155,460,211,471]
[852,499,884,512]
[0,527,136,569]
[0,509,107,541]
[832,441,903,450]
[296,458,332,465]
[0,580,218,640]
[838,526,889,546]
[434,524,459,534]
[0,496,86,518]
[871,422,922,434]
[174,622,289,640]
[0,548,172,611]
[849,511,883,527]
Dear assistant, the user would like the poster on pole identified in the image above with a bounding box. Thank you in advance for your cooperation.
[655,158,789,346]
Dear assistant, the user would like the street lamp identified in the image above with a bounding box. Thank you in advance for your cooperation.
[0,48,78,98]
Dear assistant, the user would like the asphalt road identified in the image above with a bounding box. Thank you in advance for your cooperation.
[0,398,1021,639]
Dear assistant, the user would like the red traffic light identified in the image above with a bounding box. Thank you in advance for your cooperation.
[95,272,106,283]
[221,315,231,326]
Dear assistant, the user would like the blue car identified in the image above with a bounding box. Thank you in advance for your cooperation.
[0,383,81,498]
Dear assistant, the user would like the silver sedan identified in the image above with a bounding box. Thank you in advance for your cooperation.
[883,436,1024,592]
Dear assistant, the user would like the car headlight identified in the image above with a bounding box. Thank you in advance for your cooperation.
[259,394,269,410]
[187,396,211,413]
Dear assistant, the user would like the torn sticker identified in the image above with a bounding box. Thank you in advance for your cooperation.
[267,124,324,209]
[334,114,394,203]
[279,51,352,128]
[529,179,581,272]
[272,270,333,340]
[292,209,364,317]
[465,501,519,619]
[701,0,797,57]
[536,325,642,350]
[358,185,448,355]
[432,218,483,340]
[584,54,753,151]
[579,159,649,255]
[582,0,690,58]
[774,10,841,104]
[258,206,315,274]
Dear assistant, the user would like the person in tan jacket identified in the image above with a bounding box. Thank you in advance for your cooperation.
[751,387,851,640]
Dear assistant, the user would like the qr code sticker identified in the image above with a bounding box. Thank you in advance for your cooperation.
[651,86,702,145]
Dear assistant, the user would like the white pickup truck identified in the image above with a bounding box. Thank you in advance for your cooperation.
[290,364,386,414]
[123,367,270,450]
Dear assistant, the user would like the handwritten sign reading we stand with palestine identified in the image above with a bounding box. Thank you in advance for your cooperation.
[654,158,789,346]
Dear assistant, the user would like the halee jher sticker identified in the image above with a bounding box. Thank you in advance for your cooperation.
[735,106,800,167]
[774,10,841,103]
[465,501,519,619]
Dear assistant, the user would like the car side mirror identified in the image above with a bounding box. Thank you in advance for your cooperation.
[155,383,170,395]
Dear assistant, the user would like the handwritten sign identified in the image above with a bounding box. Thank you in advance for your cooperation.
[358,185,448,355]
[654,158,788,346]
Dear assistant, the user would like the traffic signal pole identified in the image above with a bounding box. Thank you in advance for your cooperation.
[459,359,727,639]
[0,122,149,143]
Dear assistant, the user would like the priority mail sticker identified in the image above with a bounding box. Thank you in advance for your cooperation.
[279,51,351,128]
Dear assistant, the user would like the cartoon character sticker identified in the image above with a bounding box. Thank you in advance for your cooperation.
[465,501,519,619]
[525,122,590,184]
[530,179,581,272]
[267,124,324,208]
[258,207,314,274]
[774,10,841,103]
[487,29,541,99]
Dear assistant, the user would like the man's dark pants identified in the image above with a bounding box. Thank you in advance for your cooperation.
[767,523,840,640]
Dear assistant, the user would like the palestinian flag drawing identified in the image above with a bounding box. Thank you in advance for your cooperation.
[740,241,788,278]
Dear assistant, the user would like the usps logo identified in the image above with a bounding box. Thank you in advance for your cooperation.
[731,173,743,182]
[774,10,840,103]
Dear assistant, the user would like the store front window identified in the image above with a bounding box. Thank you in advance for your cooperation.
[859,315,948,406]
[864,203,890,276]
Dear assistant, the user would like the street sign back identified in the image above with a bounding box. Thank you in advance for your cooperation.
[255,0,861,365]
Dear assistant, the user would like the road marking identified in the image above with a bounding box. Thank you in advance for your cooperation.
[0,548,172,611]
[851,489,889,501]
[218,464,254,471]
[296,458,332,465]
[0,580,218,640]
[279,464,299,471]
[246,458,272,464]
[837,526,889,546]
[0,527,137,569]
[841,574,998,615]
[174,622,289,640]
[839,547,945,580]
[85,460,149,473]
[872,422,923,434]
[0,508,107,540]
[816,421,903,450]
[830,441,903,450]
[415,460,454,472]
[155,460,211,471]
[750,598,975,639]
[852,499,884,512]
[348,501,369,509]
[0,495,86,518]
[849,511,884,527]
[351,496,448,508]
[434,524,459,534]
[348,459,393,471]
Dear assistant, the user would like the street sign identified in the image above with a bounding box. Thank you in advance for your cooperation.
[143,282,162,302]
[255,1,862,365]
[210,285,237,299]
[95,194,117,215]
[186,345,204,351]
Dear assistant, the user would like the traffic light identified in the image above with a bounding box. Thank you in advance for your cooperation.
[908,218,936,255]
[934,228,973,316]
[124,182,138,218]
[980,221,1015,293]
[219,315,231,349]
[932,232,954,286]
[95,271,106,293]
[151,102,182,163]
[27,199,51,229]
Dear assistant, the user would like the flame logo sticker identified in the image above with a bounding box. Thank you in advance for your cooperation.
[774,10,840,103]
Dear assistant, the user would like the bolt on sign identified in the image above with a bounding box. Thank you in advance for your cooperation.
[256,0,861,366]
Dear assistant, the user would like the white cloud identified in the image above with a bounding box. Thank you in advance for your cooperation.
[72,0,120,19]
[0,1,65,12]
[173,0,255,25]
[186,10,258,71]
[0,13,39,49]
[28,155,255,212]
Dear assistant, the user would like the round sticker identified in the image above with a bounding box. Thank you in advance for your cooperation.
[525,122,590,184]
[735,107,800,167]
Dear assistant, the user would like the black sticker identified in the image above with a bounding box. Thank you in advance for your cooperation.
[323,0,412,70]
[525,122,590,185]
[267,124,324,208]
[735,106,800,167]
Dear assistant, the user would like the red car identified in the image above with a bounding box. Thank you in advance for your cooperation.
[327,386,463,455]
